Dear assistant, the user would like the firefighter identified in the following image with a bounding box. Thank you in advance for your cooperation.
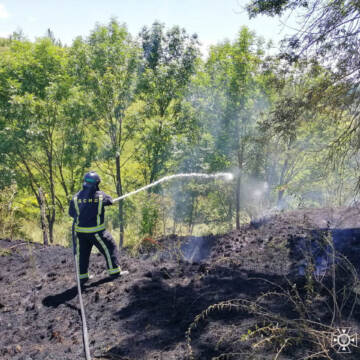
[69,171,124,285]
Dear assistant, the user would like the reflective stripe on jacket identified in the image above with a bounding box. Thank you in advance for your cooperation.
[69,188,112,233]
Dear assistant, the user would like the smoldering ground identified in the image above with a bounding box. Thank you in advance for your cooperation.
[2,206,360,359]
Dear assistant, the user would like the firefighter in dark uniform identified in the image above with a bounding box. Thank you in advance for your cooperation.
[69,171,122,284]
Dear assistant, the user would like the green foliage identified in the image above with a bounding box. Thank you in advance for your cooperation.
[0,248,12,256]
[140,198,159,237]
[137,22,199,183]
[70,19,140,142]
[247,0,309,17]
[69,19,142,247]
[0,17,358,247]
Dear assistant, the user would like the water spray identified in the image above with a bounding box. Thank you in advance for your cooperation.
[112,172,234,203]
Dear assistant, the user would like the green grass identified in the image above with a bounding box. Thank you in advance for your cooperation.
[0,248,12,256]
[17,215,235,253]
[20,219,73,247]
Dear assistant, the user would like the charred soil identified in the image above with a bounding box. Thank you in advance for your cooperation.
[2,207,360,359]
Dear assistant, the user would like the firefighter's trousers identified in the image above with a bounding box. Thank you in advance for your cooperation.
[75,230,121,279]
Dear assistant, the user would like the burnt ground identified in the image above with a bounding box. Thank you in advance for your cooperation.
[2,207,360,360]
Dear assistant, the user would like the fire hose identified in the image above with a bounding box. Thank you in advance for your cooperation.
[72,217,91,360]
[112,172,233,203]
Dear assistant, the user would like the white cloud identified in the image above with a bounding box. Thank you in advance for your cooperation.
[0,4,9,19]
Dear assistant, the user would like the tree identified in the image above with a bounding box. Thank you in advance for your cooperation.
[258,58,356,207]
[204,27,266,228]
[247,0,360,187]
[137,22,199,184]
[247,0,359,66]
[70,19,140,248]
[128,22,200,236]
[0,38,93,243]
[247,1,360,75]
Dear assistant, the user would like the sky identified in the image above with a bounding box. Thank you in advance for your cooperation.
[0,0,298,56]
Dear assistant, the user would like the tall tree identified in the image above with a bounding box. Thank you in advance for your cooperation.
[258,59,355,207]
[70,19,140,248]
[137,22,199,184]
[246,0,360,187]
[0,38,89,243]
[205,27,265,228]
[247,0,360,78]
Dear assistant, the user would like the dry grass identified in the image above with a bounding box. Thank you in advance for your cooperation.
[20,219,73,247]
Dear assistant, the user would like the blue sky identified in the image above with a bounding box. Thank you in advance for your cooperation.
[0,1,297,56]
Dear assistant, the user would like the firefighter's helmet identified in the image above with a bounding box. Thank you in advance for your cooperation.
[83,171,101,188]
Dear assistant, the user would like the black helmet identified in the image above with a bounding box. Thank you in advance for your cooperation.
[83,171,101,188]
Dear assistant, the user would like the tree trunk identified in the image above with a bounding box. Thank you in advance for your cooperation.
[235,143,245,230]
[58,164,69,199]
[149,121,163,185]
[235,174,241,230]
[162,198,166,236]
[116,152,125,249]
[228,201,233,231]
[48,218,55,244]
[277,145,291,207]
[277,189,285,206]
[47,148,56,243]
[188,194,196,235]
[38,187,49,246]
